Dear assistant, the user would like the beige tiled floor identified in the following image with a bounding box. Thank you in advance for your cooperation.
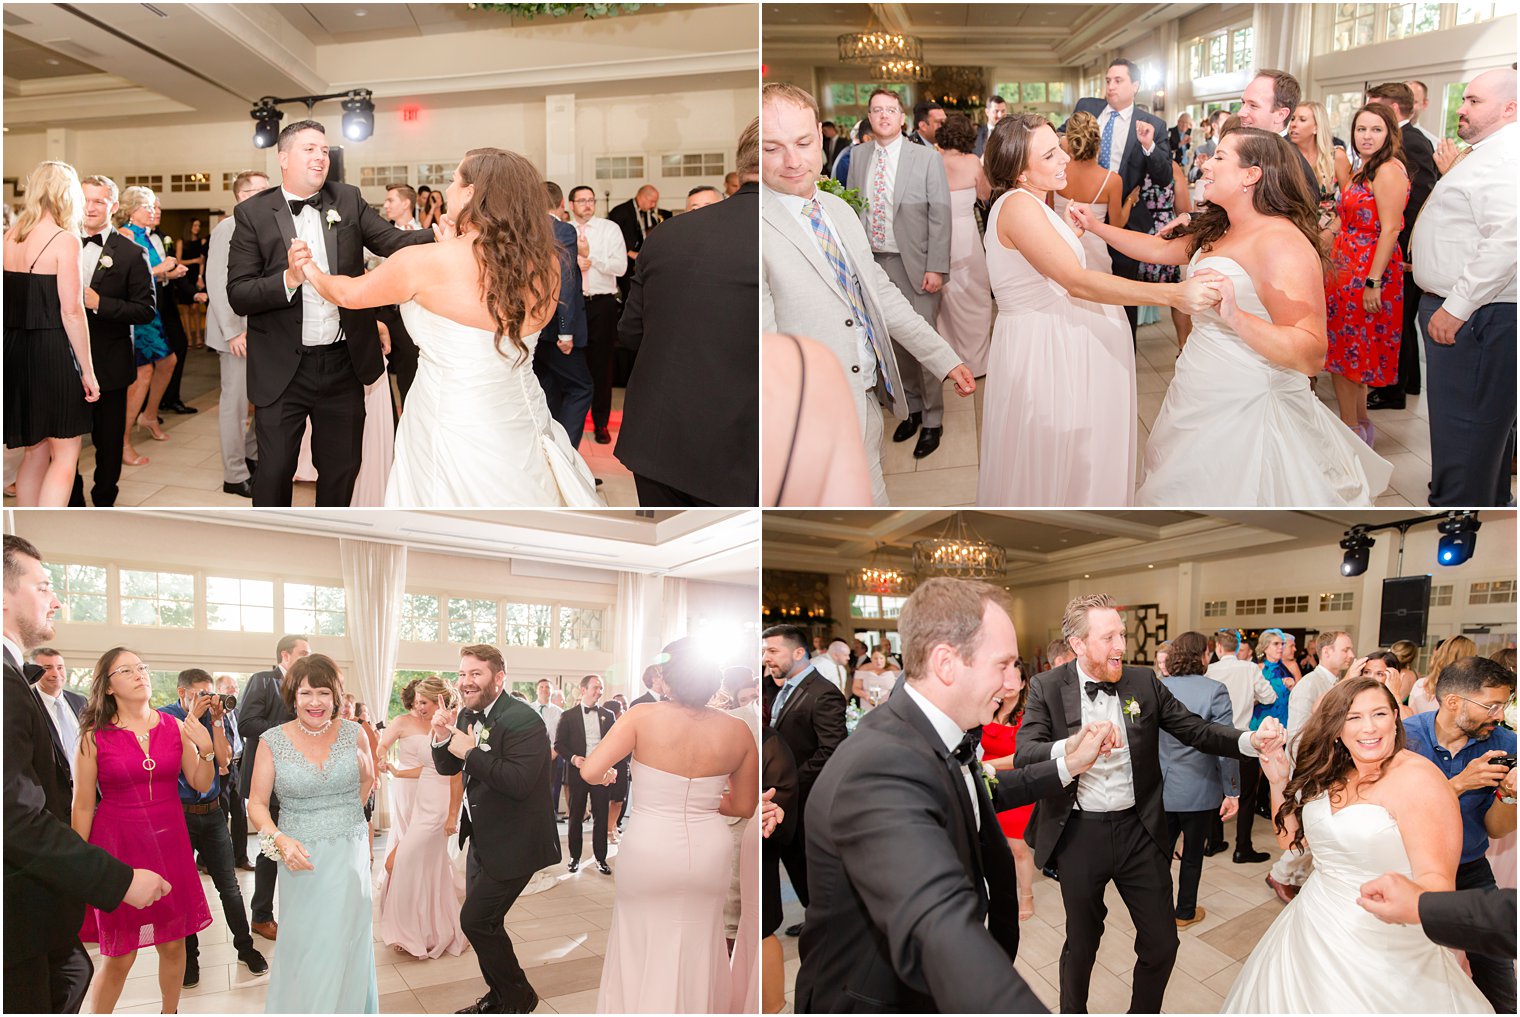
[880,316,1505,509]
[89,823,620,1014]
[776,839,1292,1014]
[7,345,636,508]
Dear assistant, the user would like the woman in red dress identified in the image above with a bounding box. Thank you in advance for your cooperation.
[980,658,1036,920]
[1325,103,1409,447]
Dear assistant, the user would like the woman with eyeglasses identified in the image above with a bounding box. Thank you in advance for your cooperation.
[72,647,214,1014]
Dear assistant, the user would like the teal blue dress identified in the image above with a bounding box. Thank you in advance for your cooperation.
[121,224,171,367]
[1251,661,1292,731]
[263,721,378,1014]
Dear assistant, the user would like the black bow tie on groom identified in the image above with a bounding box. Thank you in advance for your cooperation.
[952,728,982,767]
[288,195,321,217]
[83,233,104,247]
[1085,680,1117,700]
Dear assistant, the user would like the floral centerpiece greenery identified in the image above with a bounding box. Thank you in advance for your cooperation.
[467,3,649,18]
[817,177,867,214]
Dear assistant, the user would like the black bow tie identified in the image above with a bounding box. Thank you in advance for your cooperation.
[1085,681,1117,700]
[83,233,104,247]
[952,727,982,767]
[458,708,479,729]
[288,195,320,217]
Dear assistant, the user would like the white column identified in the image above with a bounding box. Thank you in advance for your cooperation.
[545,93,577,187]
[1175,561,1200,634]
[45,127,75,166]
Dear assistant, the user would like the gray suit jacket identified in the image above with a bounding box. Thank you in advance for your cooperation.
[761,185,961,420]
[1158,673,1240,812]
[846,136,952,288]
[203,215,244,354]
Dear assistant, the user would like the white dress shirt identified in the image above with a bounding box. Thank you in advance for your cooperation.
[902,682,978,831]
[280,188,341,346]
[866,134,906,253]
[1206,656,1279,730]
[533,700,562,741]
[1412,121,1518,320]
[769,186,879,379]
[582,706,603,755]
[36,686,79,780]
[572,217,627,296]
[1097,103,1155,174]
[80,227,109,287]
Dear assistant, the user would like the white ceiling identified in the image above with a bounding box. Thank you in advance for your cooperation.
[135,508,759,586]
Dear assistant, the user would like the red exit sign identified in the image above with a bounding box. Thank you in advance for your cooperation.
[401,106,421,123]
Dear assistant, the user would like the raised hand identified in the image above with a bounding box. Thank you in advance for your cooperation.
[285,240,312,289]
[431,706,458,743]
[947,364,976,397]
[1257,733,1291,788]
[1251,715,1285,755]
[1433,138,1461,175]
[1343,656,1371,682]
[1135,118,1156,149]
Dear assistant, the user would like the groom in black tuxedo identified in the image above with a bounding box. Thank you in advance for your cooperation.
[1064,57,1171,336]
[795,579,1113,1013]
[226,120,432,506]
[433,644,558,1015]
[1015,594,1285,1014]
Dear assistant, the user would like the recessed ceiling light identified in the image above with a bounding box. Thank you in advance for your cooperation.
[1147,564,1155,569]
[354,8,367,15]
[45,58,60,65]
[1084,573,1090,579]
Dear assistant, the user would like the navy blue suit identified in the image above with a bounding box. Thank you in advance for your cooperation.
[533,217,594,446]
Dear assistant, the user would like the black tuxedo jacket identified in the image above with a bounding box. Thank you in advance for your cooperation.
[614,181,758,505]
[4,654,133,961]
[236,666,292,799]
[607,198,671,259]
[86,232,157,391]
[770,666,848,801]
[553,702,617,786]
[550,217,588,348]
[1066,98,1171,234]
[226,180,433,406]
[1420,887,1516,957]
[1014,661,1247,870]
[795,689,1053,1013]
[629,690,659,709]
[434,692,559,882]
[1398,122,1439,254]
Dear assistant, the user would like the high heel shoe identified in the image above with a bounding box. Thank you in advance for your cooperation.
[1358,419,1376,447]
[123,446,149,466]
[1019,892,1036,921]
[136,414,169,441]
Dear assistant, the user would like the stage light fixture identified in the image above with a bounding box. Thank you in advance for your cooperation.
[341,90,375,142]
[251,99,284,148]
[1339,529,1374,577]
[1436,511,1480,567]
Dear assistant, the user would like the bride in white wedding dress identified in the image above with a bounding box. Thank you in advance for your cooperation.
[300,148,599,507]
[1069,128,1391,506]
[1223,677,1492,1014]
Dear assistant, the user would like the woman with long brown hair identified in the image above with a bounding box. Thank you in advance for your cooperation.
[299,148,598,506]
[1070,127,1392,506]
[1222,677,1490,1012]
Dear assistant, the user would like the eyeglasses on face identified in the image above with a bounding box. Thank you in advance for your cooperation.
[107,663,151,679]
[1454,695,1506,718]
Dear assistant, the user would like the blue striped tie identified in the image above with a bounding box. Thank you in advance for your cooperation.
[801,198,893,398]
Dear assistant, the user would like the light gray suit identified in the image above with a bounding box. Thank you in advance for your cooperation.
[847,136,953,426]
[1158,673,1240,811]
[761,185,961,505]
[204,215,257,485]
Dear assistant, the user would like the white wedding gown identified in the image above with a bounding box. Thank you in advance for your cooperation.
[1223,797,1493,1014]
[1138,254,1392,506]
[385,300,601,507]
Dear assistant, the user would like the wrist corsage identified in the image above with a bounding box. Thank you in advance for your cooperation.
[259,831,283,861]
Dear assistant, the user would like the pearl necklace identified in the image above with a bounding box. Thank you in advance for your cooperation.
[297,717,334,737]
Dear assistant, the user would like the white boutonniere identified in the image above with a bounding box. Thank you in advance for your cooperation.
[473,721,492,751]
[325,208,341,230]
[1123,696,1141,720]
[980,761,1000,798]
[98,254,113,269]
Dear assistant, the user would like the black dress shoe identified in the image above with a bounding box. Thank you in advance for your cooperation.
[596,861,612,875]
[456,995,500,1014]
[1233,848,1270,864]
[1203,840,1229,857]
[567,859,579,873]
[594,426,611,444]
[238,947,269,975]
[1366,390,1405,410]
[509,990,539,1014]
[1041,865,1061,882]
[223,479,254,498]
[912,426,943,459]
[164,401,198,414]
[784,922,804,937]
[892,412,921,443]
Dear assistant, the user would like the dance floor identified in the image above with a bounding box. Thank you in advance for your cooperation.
[775,839,1292,1014]
[90,821,618,1014]
[20,345,637,508]
[877,317,1500,509]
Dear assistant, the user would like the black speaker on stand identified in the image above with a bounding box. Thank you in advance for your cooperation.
[1379,575,1432,646]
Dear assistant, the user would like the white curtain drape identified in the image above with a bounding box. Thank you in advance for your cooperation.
[1255,3,1313,85]
[339,538,407,826]
[660,577,689,650]
[614,571,652,698]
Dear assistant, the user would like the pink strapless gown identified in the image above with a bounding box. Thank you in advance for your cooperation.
[377,734,467,958]
[80,718,212,956]
[597,759,733,1013]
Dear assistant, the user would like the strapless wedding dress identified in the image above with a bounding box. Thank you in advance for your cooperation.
[1224,797,1492,1013]
[386,300,600,506]
[1138,254,1391,505]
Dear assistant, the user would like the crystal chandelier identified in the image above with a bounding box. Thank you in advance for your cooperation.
[847,545,917,596]
[913,513,1007,580]
[871,57,931,83]
[838,24,921,65]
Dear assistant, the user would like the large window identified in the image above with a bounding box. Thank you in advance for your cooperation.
[1443,81,1469,140]
[660,152,726,178]
[284,582,346,636]
[120,570,194,628]
[1187,26,1251,80]
[401,593,442,642]
[1386,1,1444,37]
[1330,1,1515,51]
[995,81,1066,106]
[594,155,646,181]
[503,602,552,647]
[206,577,275,632]
[850,594,908,620]
[558,607,605,652]
[44,563,108,624]
[448,597,498,644]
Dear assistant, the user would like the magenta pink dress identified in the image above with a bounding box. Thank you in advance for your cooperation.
[80,718,212,956]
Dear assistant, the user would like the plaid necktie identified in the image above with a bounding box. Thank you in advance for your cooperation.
[801,199,893,398]
[1100,109,1117,170]
[869,148,890,248]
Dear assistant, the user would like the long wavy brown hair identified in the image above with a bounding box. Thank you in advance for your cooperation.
[1174,127,1326,270]
[454,147,559,365]
[1274,676,1404,852]
[1349,103,1405,188]
[78,646,138,743]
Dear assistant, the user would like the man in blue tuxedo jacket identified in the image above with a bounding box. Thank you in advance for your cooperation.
[1063,58,1172,337]
[534,182,593,448]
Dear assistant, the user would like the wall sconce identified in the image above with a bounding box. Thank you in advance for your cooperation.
[1153,89,1166,115]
